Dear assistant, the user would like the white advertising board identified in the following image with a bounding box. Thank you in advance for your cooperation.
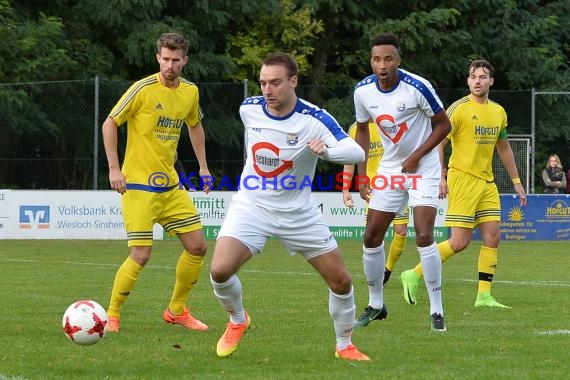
[0,190,162,240]
[0,190,448,240]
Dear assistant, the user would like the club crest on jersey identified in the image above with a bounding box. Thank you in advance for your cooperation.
[252,142,293,177]
[286,133,299,146]
[396,101,406,112]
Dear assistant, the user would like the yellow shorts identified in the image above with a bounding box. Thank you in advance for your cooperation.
[121,187,202,247]
[445,168,500,228]
[393,207,410,225]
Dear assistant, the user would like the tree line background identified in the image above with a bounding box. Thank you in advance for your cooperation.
[1,0,569,191]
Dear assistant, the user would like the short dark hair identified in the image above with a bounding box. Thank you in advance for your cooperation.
[468,59,495,78]
[371,33,400,50]
[156,32,189,56]
[262,52,299,78]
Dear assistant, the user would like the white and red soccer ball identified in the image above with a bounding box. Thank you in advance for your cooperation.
[62,300,108,345]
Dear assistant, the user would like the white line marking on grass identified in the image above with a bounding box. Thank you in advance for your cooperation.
[499,279,570,287]
[0,258,36,262]
[0,258,171,269]
[453,278,570,287]
[53,260,121,267]
[536,329,570,335]
[0,375,27,380]
[241,269,314,276]
[1,258,314,273]
[3,258,570,287]
[2,258,310,274]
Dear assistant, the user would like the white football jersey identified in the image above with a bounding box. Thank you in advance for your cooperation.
[236,96,352,212]
[354,69,444,174]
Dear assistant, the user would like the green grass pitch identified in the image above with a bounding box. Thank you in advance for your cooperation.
[0,239,568,379]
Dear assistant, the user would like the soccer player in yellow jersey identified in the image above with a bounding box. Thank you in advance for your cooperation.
[102,32,212,333]
[400,59,527,308]
[341,121,409,328]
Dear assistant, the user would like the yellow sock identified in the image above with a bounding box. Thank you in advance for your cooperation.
[478,246,497,293]
[413,240,455,278]
[168,251,204,315]
[386,233,407,271]
[438,240,456,263]
[108,256,143,318]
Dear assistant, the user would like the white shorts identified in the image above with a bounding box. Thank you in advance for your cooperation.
[217,199,338,259]
[368,171,439,214]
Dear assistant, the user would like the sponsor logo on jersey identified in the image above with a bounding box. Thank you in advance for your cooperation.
[252,142,293,177]
[376,114,408,143]
[156,116,185,129]
[474,125,499,135]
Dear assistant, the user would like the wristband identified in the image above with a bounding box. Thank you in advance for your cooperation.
[512,177,521,185]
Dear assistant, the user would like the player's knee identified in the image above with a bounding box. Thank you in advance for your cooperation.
[209,271,225,284]
[482,232,500,248]
[328,274,352,295]
[130,246,151,266]
[363,233,382,248]
[209,253,238,284]
[209,265,231,283]
[414,231,434,247]
[393,224,407,236]
[184,239,208,257]
[195,240,208,256]
[451,240,469,252]
[449,236,471,252]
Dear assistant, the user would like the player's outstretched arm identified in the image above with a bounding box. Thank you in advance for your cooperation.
[310,137,365,164]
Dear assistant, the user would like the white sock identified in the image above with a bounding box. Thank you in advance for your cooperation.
[210,274,246,324]
[329,287,355,350]
[418,242,443,315]
[363,243,385,309]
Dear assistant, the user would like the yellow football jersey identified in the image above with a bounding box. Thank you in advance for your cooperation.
[446,95,507,182]
[348,122,383,178]
[109,73,203,189]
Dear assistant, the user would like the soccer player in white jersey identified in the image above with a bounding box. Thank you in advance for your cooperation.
[209,52,370,361]
[353,33,452,331]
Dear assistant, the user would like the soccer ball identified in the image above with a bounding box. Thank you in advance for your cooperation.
[62,300,108,345]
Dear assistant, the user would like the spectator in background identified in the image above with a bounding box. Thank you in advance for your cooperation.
[542,154,566,193]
